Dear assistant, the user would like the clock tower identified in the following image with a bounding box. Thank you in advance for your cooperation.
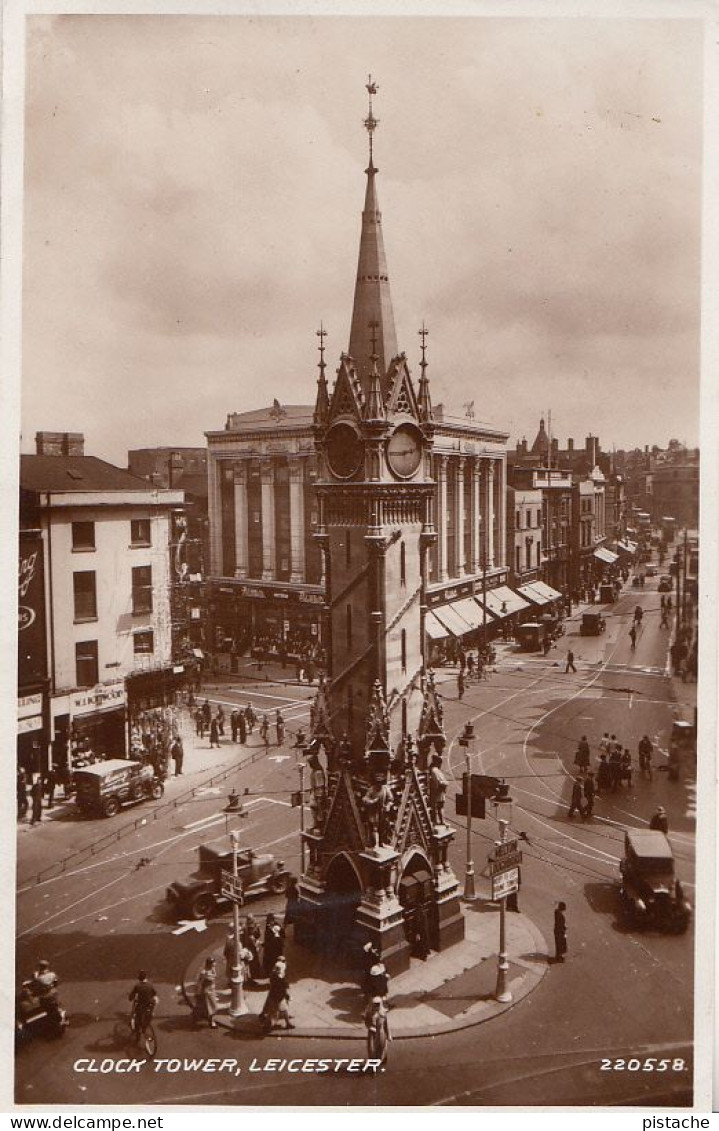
[294,80,464,974]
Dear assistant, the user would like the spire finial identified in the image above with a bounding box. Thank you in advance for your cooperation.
[317,321,327,375]
[364,74,379,169]
[419,321,429,374]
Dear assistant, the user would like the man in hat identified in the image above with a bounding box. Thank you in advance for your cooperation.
[553,902,568,963]
[649,806,669,834]
[568,777,585,819]
[583,771,596,818]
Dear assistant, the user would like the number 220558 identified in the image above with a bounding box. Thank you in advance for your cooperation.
[600,1058,687,1072]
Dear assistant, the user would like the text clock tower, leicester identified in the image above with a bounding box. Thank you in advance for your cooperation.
[295,80,464,974]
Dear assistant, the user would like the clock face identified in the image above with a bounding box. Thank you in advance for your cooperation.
[325,422,365,479]
[386,424,422,478]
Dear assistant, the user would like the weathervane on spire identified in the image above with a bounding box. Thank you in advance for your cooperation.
[419,322,429,374]
[364,74,379,166]
[317,322,327,374]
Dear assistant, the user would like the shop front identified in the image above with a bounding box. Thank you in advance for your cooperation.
[425,582,498,663]
[475,585,531,641]
[18,692,48,776]
[211,580,326,671]
[51,680,128,774]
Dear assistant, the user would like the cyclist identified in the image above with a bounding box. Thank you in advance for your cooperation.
[128,971,158,1040]
[638,734,653,780]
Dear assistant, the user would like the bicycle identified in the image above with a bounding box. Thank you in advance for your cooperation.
[116,1007,157,1058]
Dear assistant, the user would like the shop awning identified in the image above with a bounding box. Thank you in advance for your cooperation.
[517,583,551,607]
[431,603,474,637]
[530,580,563,602]
[594,547,619,565]
[615,540,637,555]
[425,611,450,640]
[451,597,494,631]
[477,585,531,619]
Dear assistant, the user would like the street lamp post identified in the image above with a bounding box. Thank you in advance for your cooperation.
[459,723,476,902]
[298,760,306,874]
[492,782,514,1004]
[229,830,247,1017]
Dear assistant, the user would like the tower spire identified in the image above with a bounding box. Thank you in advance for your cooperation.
[348,76,398,399]
[313,322,330,428]
[364,319,385,422]
[417,321,433,424]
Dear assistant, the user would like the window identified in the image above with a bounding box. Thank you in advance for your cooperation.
[75,640,98,688]
[400,541,406,587]
[516,510,521,530]
[72,521,95,551]
[132,565,153,615]
[133,630,154,655]
[131,518,151,546]
[73,571,97,620]
[537,510,542,527]
[346,604,352,649]
[516,546,521,571]
[401,629,407,673]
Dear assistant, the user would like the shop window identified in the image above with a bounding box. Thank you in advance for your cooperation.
[75,640,99,688]
[132,565,153,615]
[73,570,97,621]
[400,541,406,587]
[72,521,95,551]
[401,629,407,673]
[134,630,154,655]
[131,518,151,546]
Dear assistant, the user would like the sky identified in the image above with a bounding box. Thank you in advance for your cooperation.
[20,13,704,465]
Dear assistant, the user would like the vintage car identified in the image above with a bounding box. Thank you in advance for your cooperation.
[667,720,696,782]
[580,611,606,636]
[658,575,673,592]
[618,829,691,933]
[74,759,164,818]
[166,838,290,920]
[515,622,545,652]
[645,565,658,577]
[598,583,616,604]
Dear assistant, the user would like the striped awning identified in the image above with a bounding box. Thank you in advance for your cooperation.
[594,547,619,565]
[476,585,531,619]
[517,583,551,607]
[451,597,494,631]
[432,603,474,637]
[425,611,449,640]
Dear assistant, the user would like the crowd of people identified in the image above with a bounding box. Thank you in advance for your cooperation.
[567,731,670,824]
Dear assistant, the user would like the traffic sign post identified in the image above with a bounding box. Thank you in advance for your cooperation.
[220,869,244,904]
[491,866,520,902]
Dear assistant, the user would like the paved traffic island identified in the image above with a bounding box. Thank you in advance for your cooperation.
[182,906,548,1040]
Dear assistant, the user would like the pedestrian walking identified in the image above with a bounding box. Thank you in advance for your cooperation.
[649,806,669,834]
[629,625,637,649]
[597,754,612,794]
[275,710,285,746]
[44,768,56,810]
[620,748,632,788]
[364,996,391,1065]
[209,718,221,749]
[260,956,294,1031]
[574,736,590,773]
[195,708,205,738]
[583,771,595,817]
[553,901,568,963]
[638,734,653,779]
[568,777,585,819]
[216,706,225,737]
[609,745,622,792]
[263,914,285,975]
[565,650,576,674]
[245,703,255,734]
[241,915,263,983]
[260,714,270,747]
[30,777,43,826]
[599,732,611,758]
[17,769,28,819]
[202,699,211,727]
[366,955,390,1003]
[457,670,465,700]
[230,707,239,743]
[466,652,475,680]
[172,736,184,776]
[660,605,670,628]
[195,957,218,1028]
[238,710,247,745]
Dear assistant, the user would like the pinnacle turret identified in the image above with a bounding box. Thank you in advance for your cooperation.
[313,323,330,429]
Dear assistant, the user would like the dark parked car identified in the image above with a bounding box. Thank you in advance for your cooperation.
[167,838,289,920]
[580,611,606,636]
[74,759,163,818]
[658,575,673,593]
[619,829,691,933]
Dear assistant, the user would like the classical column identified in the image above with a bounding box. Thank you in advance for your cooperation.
[260,459,276,581]
[486,460,496,570]
[455,457,466,576]
[496,459,506,570]
[436,455,448,583]
[471,459,481,574]
[233,462,249,579]
[208,454,223,576]
[289,457,306,583]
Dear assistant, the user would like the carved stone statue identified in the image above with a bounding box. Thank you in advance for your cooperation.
[361,776,394,849]
[306,751,327,832]
[429,754,448,827]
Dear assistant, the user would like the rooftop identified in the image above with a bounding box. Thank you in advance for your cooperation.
[20,454,168,494]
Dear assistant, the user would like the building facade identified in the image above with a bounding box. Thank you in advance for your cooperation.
[505,486,543,587]
[19,432,183,771]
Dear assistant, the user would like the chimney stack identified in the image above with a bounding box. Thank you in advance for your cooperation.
[36,431,85,457]
[567,437,574,452]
